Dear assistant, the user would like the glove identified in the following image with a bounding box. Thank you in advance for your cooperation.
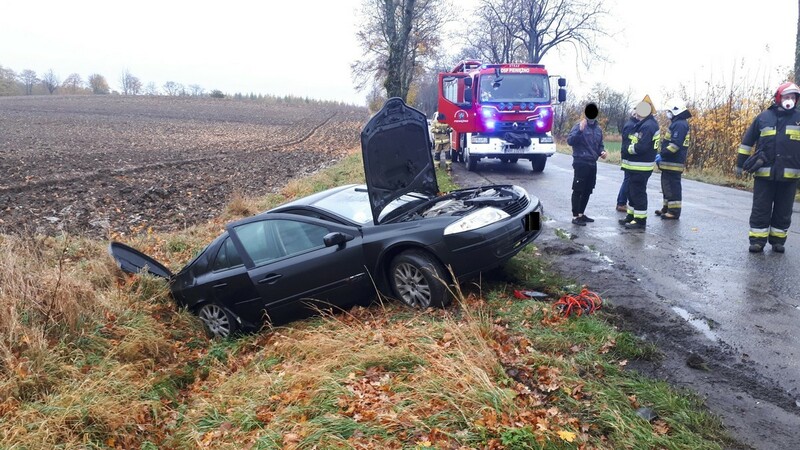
[627,144,636,155]
[742,152,766,173]
[735,166,743,177]
[655,153,662,163]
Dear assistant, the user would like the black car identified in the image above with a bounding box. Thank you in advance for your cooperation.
[110,98,543,338]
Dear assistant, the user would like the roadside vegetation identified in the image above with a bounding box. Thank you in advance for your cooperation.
[0,151,734,449]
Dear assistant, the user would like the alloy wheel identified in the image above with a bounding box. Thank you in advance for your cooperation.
[393,262,432,308]
[198,304,232,338]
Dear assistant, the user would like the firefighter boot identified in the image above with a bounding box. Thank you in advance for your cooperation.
[772,243,785,253]
[749,243,764,253]
[434,151,441,161]
[624,218,646,230]
[618,214,633,225]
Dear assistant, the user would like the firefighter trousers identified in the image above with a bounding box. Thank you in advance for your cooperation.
[660,170,682,217]
[749,178,798,245]
[625,171,652,222]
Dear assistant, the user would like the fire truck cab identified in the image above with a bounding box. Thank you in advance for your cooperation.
[437,60,566,172]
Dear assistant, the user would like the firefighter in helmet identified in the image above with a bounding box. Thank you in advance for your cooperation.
[655,98,692,219]
[736,81,800,253]
[431,112,453,169]
[619,95,660,230]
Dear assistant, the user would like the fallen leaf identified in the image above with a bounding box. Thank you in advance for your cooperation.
[557,430,577,442]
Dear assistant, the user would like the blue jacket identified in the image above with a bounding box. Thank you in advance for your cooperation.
[622,115,659,172]
[567,121,604,165]
[737,104,800,181]
[659,110,691,172]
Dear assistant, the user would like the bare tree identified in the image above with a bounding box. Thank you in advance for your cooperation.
[41,69,60,94]
[352,0,452,100]
[467,0,524,63]
[120,69,142,95]
[189,84,204,96]
[0,65,18,95]
[466,0,610,64]
[88,73,110,94]
[163,81,179,96]
[145,82,159,95]
[61,73,84,94]
[19,69,38,95]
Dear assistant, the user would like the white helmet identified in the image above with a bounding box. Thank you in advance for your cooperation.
[666,98,687,117]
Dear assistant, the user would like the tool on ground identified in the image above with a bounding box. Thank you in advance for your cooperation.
[553,288,602,317]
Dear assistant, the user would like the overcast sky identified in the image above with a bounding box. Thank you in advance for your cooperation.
[0,0,795,107]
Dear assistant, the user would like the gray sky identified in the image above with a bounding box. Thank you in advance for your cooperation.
[0,0,794,107]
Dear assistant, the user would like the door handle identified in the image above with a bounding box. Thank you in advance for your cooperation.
[213,283,228,289]
[258,273,282,284]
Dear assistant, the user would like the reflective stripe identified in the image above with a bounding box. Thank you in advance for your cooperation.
[769,227,788,238]
[737,144,753,155]
[760,127,776,137]
[659,161,685,172]
[622,159,655,171]
[633,210,647,219]
[667,201,682,208]
[749,228,769,238]
[667,143,680,153]
[627,208,633,215]
[784,168,800,178]
[753,166,772,177]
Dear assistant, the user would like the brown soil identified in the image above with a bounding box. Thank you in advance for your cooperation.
[0,95,367,237]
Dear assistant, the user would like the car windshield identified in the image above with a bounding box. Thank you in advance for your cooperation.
[311,186,428,224]
[479,73,550,103]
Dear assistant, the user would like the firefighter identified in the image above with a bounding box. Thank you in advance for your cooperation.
[616,108,639,212]
[619,95,660,230]
[655,98,692,219]
[431,112,452,170]
[736,81,800,253]
[567,102,607,225]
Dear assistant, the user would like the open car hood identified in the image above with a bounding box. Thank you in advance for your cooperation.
[108,241,173,279]
[361,98,439,225]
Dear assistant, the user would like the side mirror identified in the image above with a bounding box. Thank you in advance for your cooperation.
[464,77,473,88]
[558,77,566,87]
[323,232,353,248]
[464,89,473,104]
[558,88,567,103]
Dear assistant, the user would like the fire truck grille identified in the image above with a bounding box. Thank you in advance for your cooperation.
[496,122,535,133]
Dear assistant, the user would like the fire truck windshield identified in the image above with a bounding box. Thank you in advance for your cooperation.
[479,74,550,104]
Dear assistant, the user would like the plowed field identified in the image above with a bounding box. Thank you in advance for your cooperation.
[0,95,368,237]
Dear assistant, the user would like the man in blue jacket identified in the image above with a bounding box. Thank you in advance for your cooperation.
[619,96,660,230]
[655,98,692,220]
[567,102,607,225]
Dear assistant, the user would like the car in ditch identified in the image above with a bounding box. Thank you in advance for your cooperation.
[109,98,543,338]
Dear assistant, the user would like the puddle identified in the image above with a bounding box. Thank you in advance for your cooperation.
[672,306,719,342]
[582,245,615,266]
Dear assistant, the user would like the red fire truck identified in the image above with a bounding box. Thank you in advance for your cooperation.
[437,60,566,172]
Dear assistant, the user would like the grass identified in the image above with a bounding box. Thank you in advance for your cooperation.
[0,147,735,449]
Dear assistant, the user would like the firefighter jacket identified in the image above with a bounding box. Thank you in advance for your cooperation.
[737,104,800,181]
[567,120,604,166]
[622,115,660,173]
[619,116,639,163]
[658,110,692,173]
[431,121,452,145]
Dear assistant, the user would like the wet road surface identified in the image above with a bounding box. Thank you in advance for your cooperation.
[451,153,800,449]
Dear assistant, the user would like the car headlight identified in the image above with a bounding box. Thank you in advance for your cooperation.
[444,207,510,235]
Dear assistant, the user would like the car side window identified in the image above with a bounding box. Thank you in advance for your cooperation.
[233,219,329,266]
[273,220,328,257]
[212,237,243,272]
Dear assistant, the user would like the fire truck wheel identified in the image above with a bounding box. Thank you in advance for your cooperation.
[465,152,478,171]
[531,155,547,172]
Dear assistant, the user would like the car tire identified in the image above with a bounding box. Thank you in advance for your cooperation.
[389,251,451,309]
[531,154,547,172]
[510,158,518,164]
[197,302,238,338]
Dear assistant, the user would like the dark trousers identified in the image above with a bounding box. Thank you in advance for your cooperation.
[749,178,798,245]
[571,162,597,216]
[661,170,683,216]
[617,171,630,206]
[627,170,652,220]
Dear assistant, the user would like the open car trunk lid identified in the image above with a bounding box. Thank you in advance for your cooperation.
[361,97,439,225]
[108,241,173,279]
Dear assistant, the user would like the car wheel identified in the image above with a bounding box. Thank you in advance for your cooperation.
[510,158,518,164]
[389,251,450,309]
[197,302,238,338]
[531,154,547,172]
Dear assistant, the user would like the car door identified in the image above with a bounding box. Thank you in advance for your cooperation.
[228,214,369,321]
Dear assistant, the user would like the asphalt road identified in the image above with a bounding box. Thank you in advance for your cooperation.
[451,153,800,449]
